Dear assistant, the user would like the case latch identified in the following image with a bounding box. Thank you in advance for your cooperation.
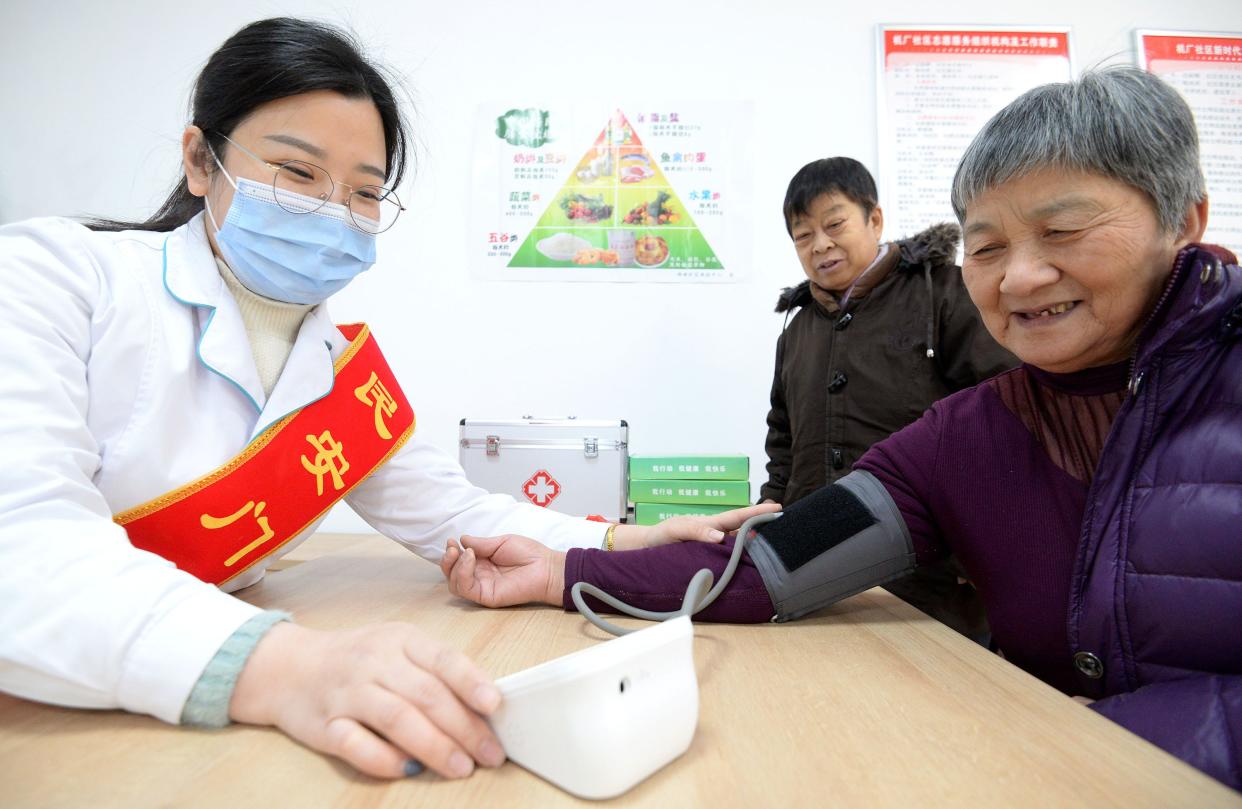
[486,435,500,456]
[584,437,599,458]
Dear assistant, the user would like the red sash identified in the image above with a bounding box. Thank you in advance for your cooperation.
[114,324,414,585]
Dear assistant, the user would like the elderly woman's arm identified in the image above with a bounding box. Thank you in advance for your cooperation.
[1089,676,1242,790]
[441,407,953,621]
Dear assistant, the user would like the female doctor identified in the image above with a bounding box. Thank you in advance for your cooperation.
[0,18,773,781]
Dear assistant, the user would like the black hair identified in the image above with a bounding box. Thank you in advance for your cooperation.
[782,157,878,236]
[88,17,411,232]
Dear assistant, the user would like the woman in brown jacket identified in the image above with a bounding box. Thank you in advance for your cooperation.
[762,157,1015,641]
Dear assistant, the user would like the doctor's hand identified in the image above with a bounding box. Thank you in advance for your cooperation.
[611,502,782,550]
[441,535,565,609]
[229,622,506,781]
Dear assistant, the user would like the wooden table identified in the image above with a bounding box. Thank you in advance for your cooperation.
[1,533,1237,808]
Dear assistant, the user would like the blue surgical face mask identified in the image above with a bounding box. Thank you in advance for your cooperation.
[203,163,377,305]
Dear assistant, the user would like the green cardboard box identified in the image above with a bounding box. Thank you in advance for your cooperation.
[634,503,736,525]
[628,479,751,506]
[629,455,749,481]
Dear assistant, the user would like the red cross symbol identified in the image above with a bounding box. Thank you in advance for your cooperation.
[523,469,561,507]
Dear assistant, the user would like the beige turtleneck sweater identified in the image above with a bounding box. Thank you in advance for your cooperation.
[213,256,313,397]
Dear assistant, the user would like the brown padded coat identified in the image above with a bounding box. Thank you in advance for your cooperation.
[760,223,1017,641]
[761,222,1017,504]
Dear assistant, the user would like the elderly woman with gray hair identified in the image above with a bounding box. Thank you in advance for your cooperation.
[440,67,1242,788]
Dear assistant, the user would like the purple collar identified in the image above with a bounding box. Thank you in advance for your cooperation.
[1133,243,1238,362]
[1025,362,1129,395]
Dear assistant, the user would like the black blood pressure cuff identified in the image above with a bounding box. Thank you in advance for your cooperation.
[746,470,914,622]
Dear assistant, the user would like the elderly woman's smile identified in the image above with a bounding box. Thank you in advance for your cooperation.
[959,168,1204,374]
[1013,301,1078,320]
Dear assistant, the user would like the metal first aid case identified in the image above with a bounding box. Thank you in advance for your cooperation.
[459,417,628,522]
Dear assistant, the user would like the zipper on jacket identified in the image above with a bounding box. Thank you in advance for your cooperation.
[1072,245,1200,692]
[1125,247,1196,392]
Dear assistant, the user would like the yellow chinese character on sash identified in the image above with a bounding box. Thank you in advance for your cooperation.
[200,500,275,567]
[301,431,350,496]
[354,371,398,440]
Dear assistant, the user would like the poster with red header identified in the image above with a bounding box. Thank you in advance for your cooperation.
[876,26,1074,243]
[1137,31,1242,253]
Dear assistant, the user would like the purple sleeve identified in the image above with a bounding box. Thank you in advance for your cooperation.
[562,533,775,623]
[854,402,950,564]
[562,403,957,624]
[1091,675,1242,789]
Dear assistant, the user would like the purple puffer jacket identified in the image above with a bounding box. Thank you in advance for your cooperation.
[1072,244,1242,788]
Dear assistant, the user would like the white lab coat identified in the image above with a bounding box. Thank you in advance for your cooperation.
[0,214,604,724]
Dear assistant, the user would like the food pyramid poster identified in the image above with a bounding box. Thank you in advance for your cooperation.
[508,110,722,273]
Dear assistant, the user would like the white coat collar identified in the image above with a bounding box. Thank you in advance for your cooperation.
[161,213,348,440]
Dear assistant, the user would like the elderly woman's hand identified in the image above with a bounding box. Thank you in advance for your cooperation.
[440,535,565,608]
[436,504,785,609]
[229,621,506,780]
[611,502,782,550]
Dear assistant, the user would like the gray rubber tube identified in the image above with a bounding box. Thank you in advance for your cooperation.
[570,511,784,636]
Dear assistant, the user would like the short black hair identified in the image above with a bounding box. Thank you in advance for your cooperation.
[782,157,878,236]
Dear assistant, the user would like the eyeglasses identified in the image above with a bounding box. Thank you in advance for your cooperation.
[214,132,404,234]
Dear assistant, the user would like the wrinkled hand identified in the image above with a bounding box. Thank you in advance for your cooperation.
[616,502,783,550]
[440,534,564,608]
[229,622,505,780]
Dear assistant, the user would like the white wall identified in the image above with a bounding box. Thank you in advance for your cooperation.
[3,0,1240,532]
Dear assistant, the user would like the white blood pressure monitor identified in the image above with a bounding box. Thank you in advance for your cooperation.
[489,615,699,799]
